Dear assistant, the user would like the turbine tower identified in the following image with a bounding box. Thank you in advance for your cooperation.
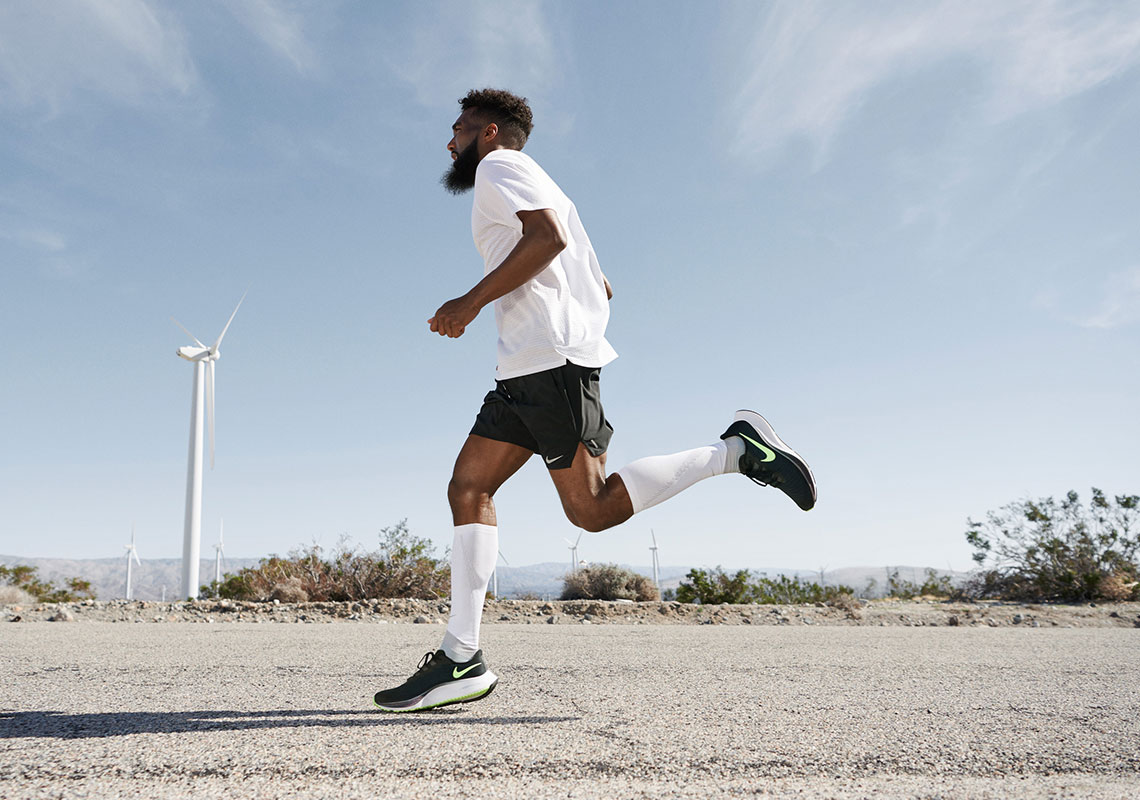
[214,519,225,587]
[173,294,245,600]
[649,529,660,595]
[564,532,583,574]
[124,525,141,600]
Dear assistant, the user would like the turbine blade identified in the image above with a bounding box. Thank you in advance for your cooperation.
[651,529,657,547]
[133,550,141,566]
[575,532,583,547]
[212,291,247,351]
[170,316,205,347]
[207,359,216,469]
[498,549,509,566]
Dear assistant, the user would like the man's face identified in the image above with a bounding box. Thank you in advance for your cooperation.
[442,110,484,195]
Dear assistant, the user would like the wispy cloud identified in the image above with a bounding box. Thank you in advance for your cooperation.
[384,1,558,109]
[1080,266,1140,329]
[726,1,1140,168]
[0,222,89,280]
[0,227,67,254]
[1034,265,1140,329]
[0,0,196,113]
[220,0,316,75]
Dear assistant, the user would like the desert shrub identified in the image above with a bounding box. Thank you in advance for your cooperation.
[885,568,957,600]
[0,565,95,603]
[751,574,855,604]
[1099,571,1138,601]
[826,591,862,616]
[560,563,659,601]
[676,567,754,604]
[675,567,855,605]
[209,520,450,602]
[0,585,35,605]
[965,488,1140,602]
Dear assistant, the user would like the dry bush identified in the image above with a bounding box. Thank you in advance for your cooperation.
[270,576,309,603]
[210,521,450,602]
[561,563,659,601]
[0,585,35,605]
[1100,571,1139,601]
[826,591,862,618]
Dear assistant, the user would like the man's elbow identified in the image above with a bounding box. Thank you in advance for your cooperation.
[545,220,568,255]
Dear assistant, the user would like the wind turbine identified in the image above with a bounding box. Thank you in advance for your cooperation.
[649,529,660,594]
[564,532,583,573]
[124,525,141,600]
[173,293,245,600]
[491,549,508,600]
[213,519,225,587]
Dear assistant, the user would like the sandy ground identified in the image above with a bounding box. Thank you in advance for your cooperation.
[7,597,1140,628]
[3,622,1139,799]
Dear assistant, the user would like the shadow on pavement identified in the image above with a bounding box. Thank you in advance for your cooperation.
[0,709,580,739]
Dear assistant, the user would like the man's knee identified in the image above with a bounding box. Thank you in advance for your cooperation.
[562,501,616,533]
[448,476,491,515]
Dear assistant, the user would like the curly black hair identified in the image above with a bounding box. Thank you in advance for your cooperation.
[459,88,534,149]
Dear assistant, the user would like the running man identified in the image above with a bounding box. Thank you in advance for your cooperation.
[373,89,816,712]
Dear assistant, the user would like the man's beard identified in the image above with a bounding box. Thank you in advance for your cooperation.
[442,137,480,194]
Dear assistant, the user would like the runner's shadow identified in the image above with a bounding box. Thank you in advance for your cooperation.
[0,709,580,740]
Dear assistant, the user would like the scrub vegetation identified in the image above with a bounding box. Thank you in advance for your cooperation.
[0,564,96,603]
[560,563,659,601]
[965,487,1140,602]
[202,520,450,602]
[672,568,857,605]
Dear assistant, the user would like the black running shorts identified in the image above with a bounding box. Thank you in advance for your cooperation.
[470,361,614,470]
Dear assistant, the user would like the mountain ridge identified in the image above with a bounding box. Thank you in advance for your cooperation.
[0,555,968,601]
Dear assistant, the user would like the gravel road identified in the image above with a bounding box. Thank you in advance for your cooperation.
[3,623,1138,799]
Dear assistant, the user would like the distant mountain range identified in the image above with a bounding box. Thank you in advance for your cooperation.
[0,555,263,602]
[1,554,970,602]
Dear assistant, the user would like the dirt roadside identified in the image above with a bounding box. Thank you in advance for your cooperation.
[4,597,1139,627]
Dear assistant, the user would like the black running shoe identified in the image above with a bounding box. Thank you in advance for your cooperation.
[721,410,817,511]
[373,649,498,713]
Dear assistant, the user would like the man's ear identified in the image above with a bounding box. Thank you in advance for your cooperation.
[483,122,499,143]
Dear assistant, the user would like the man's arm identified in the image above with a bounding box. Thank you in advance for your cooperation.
[429,208,567,338]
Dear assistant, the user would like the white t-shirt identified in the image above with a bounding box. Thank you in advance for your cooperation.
[472,149,618,380]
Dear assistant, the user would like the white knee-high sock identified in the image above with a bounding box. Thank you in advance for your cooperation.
[441,523,498,663]
[617,438,744,515]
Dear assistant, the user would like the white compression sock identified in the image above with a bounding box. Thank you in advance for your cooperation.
[441,523,498,663]
[617,437,744,515]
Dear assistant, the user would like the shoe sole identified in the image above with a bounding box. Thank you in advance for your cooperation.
[729,409,817,511]
[372,671,498,713]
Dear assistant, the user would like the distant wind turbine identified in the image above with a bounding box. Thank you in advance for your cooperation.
[214,519,225,587]
[491,549,508,600]
[564,532,583,574]
[124,525,141,600]
[649,530,660,594]
[173,293,245,600]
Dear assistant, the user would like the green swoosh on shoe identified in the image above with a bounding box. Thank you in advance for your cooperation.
[738,433,776,463]
[452,664,480,679]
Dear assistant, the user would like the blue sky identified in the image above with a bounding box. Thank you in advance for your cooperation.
[2,1,1138,574]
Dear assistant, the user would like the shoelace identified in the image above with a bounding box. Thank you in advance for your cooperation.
[740,453,775,487]
[414,651,438,673]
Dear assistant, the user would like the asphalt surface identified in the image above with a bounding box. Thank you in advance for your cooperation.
[2,623,1138,799]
